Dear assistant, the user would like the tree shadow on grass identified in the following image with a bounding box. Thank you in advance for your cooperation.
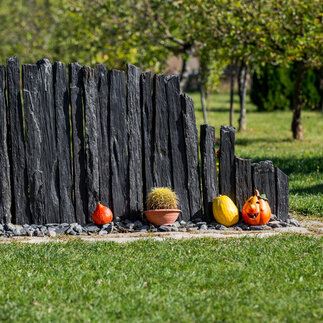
[235,137,293,146]
[237,155,323,176]
[290,184,323,195]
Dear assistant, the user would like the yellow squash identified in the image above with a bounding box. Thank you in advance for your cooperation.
[212,195,239,227]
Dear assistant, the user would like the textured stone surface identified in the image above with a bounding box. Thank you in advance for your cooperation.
[22,64,45,224]
[127,64,143,221]
[0,66,11,224]
[53,62,75,223]
[252,161,277,215]
[141,72,154,204]
[94,64,110,208]
[235,157,252,214]
[83,66,100,218]
[69,63,87,223]
[6,57,29,224]
[275,167,289,221]
[109,70,128,218]
[153,74,172,187]
[181,94,202,220]
[37,59,60,223]
[166,76,189,221]
[200,125,218,222]
[219,126,236,202]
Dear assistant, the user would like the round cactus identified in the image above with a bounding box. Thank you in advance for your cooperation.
[146,187,179,210]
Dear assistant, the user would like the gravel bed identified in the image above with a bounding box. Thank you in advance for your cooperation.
[0,216,301,238]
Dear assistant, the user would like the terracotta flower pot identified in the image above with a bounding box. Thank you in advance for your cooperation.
[144,209,181,226]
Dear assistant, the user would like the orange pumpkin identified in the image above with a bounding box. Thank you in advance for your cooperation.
[242,189,271,225]
[92,202,113,225]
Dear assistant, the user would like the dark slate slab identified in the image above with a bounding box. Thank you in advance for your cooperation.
[252,161,277,215]
[53,62,75,223]
[153,74,172,187]
[200,125,218,222]
[219,125,236,202]
[165,76,189,221]
[37,59,60,223]
[275,167,289,221]
[22,64,45,223]
[0,66,11,224]
[83,66,100,219]
[181,94,202,220]
[127,64,143,221]
[6,56,29,224]
[235,157,252,215]
[94,64,110,208]
[140,72,154,204]
[109,69,128,219]
[69,63,87,224]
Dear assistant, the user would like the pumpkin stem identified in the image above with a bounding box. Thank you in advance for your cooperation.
[254,189,260,196]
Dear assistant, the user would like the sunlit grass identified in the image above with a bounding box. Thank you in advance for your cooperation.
[0,236,322,322]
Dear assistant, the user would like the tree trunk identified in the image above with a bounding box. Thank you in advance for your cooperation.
[200,84,208,124]
[180,57,190,91]
[238,61,248,131]
[291,62,306,140]
[230,64,235,127]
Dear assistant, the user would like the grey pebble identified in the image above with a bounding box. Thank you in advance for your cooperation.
[133,220,143,229]
[216,224,227,230]
[159,225,172,232]
[249,225,266,231]
[289,219,300,227]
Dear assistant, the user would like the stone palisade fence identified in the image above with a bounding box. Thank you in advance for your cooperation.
[0,57,291,237]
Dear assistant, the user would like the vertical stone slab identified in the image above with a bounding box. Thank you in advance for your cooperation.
[200,125,218,222]
[252,161,277,215]
[6,56,29,224]
[22,64,45,224]
[37,59,60,223]
[94,64,110,208]
[127,64,143,221]
[235,157,252,214]
[181,94,202,220]
[165,76,189,221]
[153,74,172,188]
[276,167,289,221]
[53,62,75,223]
[109,69,128,219]
[219,125,236,202]
[141,72,154,204]
[0,66,11,224]
[69,63,87,224]
[83,66,100,219]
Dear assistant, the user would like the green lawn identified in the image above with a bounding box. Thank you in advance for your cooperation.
[188,92,323,218]
[0,236,322,322]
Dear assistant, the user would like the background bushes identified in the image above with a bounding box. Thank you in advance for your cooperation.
[250,64,322,111]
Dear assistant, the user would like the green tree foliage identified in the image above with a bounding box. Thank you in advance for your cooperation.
[251,65,321,112]
[0,0,321,138]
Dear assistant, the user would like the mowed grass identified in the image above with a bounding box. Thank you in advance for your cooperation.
[0,236,322,322]
[188,92,323,218]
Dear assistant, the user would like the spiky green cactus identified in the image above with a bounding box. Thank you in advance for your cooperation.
[146,187,179,210]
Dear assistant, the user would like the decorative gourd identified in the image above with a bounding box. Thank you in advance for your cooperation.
[212,195,239,227]
[242,189,271,225]
[92,202,113,225]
